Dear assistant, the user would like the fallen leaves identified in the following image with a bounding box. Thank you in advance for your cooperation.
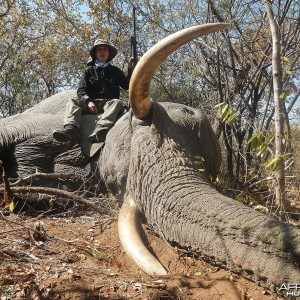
[0,263,37,299]
[0,214,281,300]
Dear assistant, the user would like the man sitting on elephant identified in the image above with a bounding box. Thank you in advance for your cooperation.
[53,39,134,144]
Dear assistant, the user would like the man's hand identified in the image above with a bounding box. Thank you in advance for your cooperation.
[128,56,138,69]
[87,102,98,114]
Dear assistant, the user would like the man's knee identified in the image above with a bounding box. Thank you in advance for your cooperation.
[107,99,123,108]
[103,99,124,114]
[70,97,85,108]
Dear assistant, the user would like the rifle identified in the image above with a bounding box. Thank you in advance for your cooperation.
[130,6,138,69]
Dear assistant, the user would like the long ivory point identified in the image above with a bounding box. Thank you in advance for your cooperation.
[118,195,167,276]
[129,23,231,119]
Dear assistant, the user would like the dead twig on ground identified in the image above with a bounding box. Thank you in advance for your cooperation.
[0,186,104,213]
[0,214,47,239]
[10,172,76,186]
[0,171,103,213]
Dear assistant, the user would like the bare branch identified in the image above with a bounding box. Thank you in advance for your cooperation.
[0,186,104,213]
[10,172,76,186]
[0,0,15,18]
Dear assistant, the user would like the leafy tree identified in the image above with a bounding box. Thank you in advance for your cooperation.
[0,0,132,116]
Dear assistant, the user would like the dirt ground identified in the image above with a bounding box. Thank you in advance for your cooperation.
[0,202,291,300]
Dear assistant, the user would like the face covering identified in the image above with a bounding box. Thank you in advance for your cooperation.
[95,60,109,68]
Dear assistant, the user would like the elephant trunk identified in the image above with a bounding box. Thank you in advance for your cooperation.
[126,136,300,285]
[129,23,230,119]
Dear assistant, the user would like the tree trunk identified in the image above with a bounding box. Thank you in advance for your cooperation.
[264,0,286,213]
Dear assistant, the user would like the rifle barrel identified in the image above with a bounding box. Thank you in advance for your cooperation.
[132,6,138,67]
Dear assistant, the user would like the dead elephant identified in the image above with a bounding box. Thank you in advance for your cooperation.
[0,24,299,288]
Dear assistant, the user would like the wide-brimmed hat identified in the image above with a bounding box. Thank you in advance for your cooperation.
[89,39,118,62]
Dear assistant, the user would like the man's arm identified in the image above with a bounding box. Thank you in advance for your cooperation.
[118,57,135,90]
[77,69,98,114]
[77,69,92,102]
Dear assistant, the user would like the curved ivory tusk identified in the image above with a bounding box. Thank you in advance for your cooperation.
[129,23,231,119]
[118,195,167,276]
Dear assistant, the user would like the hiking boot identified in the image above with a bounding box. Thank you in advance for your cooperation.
[89,125,109,143]
[53,124,79,143]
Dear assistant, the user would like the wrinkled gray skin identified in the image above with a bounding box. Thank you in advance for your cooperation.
[0,90,103,194]
[101,101,300,287]
[1,90,300,288]
[1,29,300,288]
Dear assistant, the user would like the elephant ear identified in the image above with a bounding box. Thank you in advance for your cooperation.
[148,102,167,147]
[149,101,222,179]
[197,117,222,180]
[148,101,221,180]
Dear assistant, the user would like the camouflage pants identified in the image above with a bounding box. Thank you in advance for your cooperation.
[64,98,125,130]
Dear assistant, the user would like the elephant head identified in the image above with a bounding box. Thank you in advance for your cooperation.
[100,24,300,286]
